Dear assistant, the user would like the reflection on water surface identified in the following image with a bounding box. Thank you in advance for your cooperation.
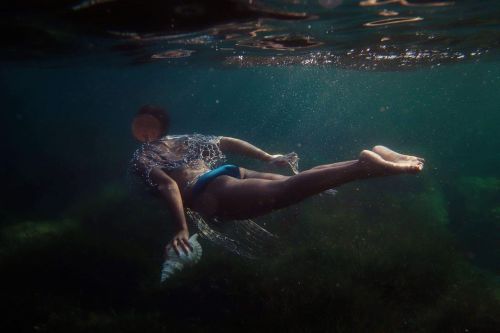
[1,0,499,69]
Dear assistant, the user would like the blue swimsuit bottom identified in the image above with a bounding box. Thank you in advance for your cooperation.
[191,164,241,198]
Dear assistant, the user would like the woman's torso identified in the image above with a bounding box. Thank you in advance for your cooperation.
[166,163,209,205]
[131,134,225,205]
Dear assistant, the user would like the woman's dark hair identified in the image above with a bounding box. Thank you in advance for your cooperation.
[137,105,170,135]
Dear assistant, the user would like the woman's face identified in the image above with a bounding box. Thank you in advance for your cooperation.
[132,114,164,142]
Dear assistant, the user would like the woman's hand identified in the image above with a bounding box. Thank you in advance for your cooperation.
[166,229,192,257]
[268,154,290,167]
[269,152,299,174]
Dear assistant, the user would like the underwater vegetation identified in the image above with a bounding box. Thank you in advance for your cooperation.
[1,180,498,332]
[447,176,500,274]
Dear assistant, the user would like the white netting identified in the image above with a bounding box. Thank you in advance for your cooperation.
[130,134,225,188]
[283,152,299,174]
[186,209,278,259]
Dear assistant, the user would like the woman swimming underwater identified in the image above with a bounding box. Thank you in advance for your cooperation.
[131,105,424,256]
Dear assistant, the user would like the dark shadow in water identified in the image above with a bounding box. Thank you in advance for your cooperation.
[0,0,308,61]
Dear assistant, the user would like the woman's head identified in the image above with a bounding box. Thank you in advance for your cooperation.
[132,105,170,142]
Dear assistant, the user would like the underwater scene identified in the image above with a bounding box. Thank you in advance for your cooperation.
[1,0,499,332]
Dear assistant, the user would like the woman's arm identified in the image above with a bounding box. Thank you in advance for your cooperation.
[150,167,192,255]
[219,137,274,162]
[219,136,295,169]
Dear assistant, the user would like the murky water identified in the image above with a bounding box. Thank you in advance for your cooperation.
[1,1,499,332]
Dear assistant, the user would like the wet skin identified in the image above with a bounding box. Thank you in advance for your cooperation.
[179,145,425,219]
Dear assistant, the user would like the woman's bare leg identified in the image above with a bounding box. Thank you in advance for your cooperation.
[310,160,357,170]
[311,146,424,170]
[193,149,424,220]
[239,168,290,181]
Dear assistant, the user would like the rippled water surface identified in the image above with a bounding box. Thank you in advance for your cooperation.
[1,1,499,332]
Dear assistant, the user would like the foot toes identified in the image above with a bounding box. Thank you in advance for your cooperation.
[412,163,423,172]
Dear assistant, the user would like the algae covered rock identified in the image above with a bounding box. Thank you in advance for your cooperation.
[0,219,78,252]
[458,176,500,192]
[457,176,500,216]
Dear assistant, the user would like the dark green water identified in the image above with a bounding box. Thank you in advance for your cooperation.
[1,1,499,332]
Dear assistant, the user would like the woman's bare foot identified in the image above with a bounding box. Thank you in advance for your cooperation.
[372,145,425,164]
[358,149,424,176]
